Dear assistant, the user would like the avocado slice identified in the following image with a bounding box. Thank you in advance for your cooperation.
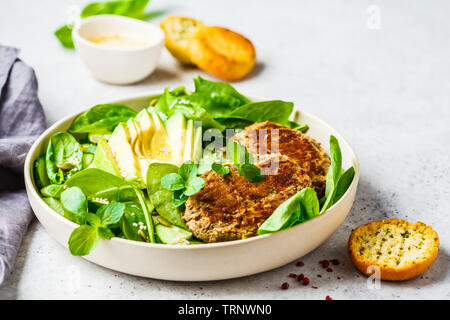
[183,120,194,162]
[155,223,192,244]
[135,109,155,157]
[149,111,172,163]
[108,123,144,188]
[126,118,142,156]
[90,138,121,176]
[165,112,187,166]
[192,124,203,164]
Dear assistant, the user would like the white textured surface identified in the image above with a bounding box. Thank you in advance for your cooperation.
[0,0,449,299]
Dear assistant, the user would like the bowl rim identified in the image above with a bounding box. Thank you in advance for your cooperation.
[24,90,360,250]
[72,14,165,52]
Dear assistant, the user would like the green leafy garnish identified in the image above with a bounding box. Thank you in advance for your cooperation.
[68,201,125,256]
[69,103,137,134]
[160,161,205,206]
[211,162,230,175]
[54,25,74,49]
[320,136,355,213]
[45,132,83,184]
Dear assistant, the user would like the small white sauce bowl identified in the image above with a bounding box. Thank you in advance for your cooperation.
[72,15,164,85]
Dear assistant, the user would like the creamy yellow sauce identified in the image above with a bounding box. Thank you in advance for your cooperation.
[89,34,149,48]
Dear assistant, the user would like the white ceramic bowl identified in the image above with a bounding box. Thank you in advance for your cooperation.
[72,15,164,85]
[24,93,360,281]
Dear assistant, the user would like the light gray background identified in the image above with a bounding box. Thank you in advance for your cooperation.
[0,0,449,299]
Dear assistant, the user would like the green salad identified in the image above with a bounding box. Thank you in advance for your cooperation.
[33,76,355,256]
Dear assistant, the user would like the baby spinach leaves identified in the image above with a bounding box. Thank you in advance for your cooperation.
[258,187,319,235]
[54,25,75,49]
[152,77,294,131]
[68,202,126,256]
[46,132,83,184]
[146,163,187,228]
[319,136,355,213]
[60,186,88,224]
[211,162,230,175]
[160,161,205,206]
[226,140,264,182]
[69,103,137,134]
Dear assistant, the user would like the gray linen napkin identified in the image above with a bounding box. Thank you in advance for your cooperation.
[0,45,46,285]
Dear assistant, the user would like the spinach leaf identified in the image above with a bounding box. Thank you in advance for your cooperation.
[320,136,344,213]
[46,132,83,184]
[60,187,88,224]
[330,166,355,206]
[227,100,294,125]
[68,225,99,256]
[153,88,225,131]
[288,121,309,133]
[192,76,250,117]
[257,187,319,235]
[54,25,74,49]
[119,202,147,241]
[69,103,137,133]
[81,0,149,19]
[211,162,230,175]
[64,168,136,202]
[146,163,187,228]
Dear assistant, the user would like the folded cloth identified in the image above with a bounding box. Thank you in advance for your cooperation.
[0,45,46,285]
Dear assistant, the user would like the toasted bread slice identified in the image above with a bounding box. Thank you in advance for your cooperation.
[160,15,204,65]
[348,219,439,281]
[187,26,256,81]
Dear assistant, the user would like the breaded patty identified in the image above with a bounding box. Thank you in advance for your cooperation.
[232,121,331,197]
[183,154,312,243]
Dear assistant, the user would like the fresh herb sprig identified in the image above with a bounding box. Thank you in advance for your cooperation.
[161,161,205,207]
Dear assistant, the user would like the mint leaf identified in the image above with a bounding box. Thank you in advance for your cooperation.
[161,173,185,191]
[184,176,205,196]
[211,162,230,175]
[86,212,101,227]
[178,161,198,181]
[68,225,99,256]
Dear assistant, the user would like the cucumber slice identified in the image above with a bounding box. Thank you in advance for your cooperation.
[155,224,192,244]
[34,155,50,189]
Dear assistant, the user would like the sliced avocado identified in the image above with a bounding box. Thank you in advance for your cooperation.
[183,120,194,162]
[108,123,144,188]
[135,109,155,157]
[149,111,172,163]
[192,124,203,164]
[126,118,142,156]
[90,138,122,176]
[155,224,192,244]
[165,112,187,166]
